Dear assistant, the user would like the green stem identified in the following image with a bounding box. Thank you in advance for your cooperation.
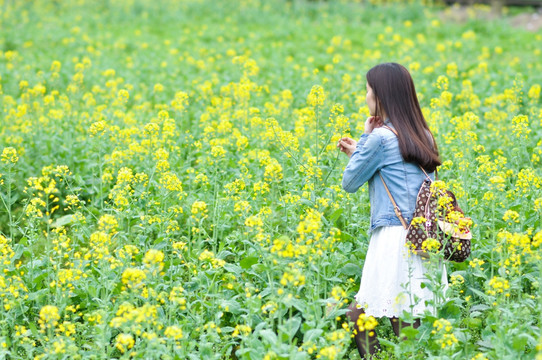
[314,105,320,191]
[322,150,341,187]
[7,166,13,240]
[491,200,496,279]
[97,144,104,211]
[212,166,219,254]
[269,121,309,173]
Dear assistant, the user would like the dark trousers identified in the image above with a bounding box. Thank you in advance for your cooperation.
[346,302,421,359]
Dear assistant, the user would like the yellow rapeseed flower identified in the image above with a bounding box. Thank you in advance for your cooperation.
[39,305,60,329]
[486,276,510,296]
[511,115,531,139]
[121,268,146,289]
[232,324,252,337]
[421,238,441,252]
[1,147,18,164]
[527,84,540,101]
[355,314,378,332]
[115,333,134,353]
[307,85,325,107]
[164,325,183,340]
[144,248,164,262]
[503,210,520,223]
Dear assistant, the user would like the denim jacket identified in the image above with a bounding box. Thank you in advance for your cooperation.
[341,121,435,233]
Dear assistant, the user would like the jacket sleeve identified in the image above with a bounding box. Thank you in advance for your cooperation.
[341,132,383,193]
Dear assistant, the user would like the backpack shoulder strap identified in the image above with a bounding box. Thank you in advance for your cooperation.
[379,124,410,229]
[378,173,409,230]
[382,125,398,136]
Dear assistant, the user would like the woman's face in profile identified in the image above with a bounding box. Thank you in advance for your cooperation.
[366,83,377,116]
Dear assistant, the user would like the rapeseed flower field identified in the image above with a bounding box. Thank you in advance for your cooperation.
[0,0,541,358]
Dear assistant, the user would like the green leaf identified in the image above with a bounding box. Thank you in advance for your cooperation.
[290,351,309,360]
[440,300,462,319]
[303,328,323,343]
[328,208,343,224]
[13,244,25,260]
[74,174,84,185]
[476,339,494,350]
[512,334,530,351]
[467,287,487,300]
[340,231,353,241]
[28,322,39,338]
[279,316,301,341]
[240,256,258,269]
[283,296,305,312]
[462,317,482,328]
[339,263,361,276]
[378,337,398,350]
[221,299,242,314]
[470,304,490,312]
[33,272,49,287]
[400,326,419,340]
[223,263,241,275]
[51,214,75,228]
[338,242,352,253]
[259,329,277,345]
[299,198,314,207]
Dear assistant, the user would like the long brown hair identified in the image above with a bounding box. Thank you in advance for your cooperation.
[366,62,441,173]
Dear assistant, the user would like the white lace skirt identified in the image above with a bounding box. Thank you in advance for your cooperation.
[354,225,448,318]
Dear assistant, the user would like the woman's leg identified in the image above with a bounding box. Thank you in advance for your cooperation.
[390,317,421,338]
[346,302,379,359]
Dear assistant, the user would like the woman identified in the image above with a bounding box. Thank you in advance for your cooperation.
[337,63,448,358]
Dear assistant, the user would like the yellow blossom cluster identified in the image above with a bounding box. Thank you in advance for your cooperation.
[432,319,458,349]
[198,249,225,269]
[486,276,510,297]
[355,314,378,335]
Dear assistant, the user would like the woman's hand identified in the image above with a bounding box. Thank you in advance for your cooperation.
[337,137,357,158]
[364,116,383,134]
